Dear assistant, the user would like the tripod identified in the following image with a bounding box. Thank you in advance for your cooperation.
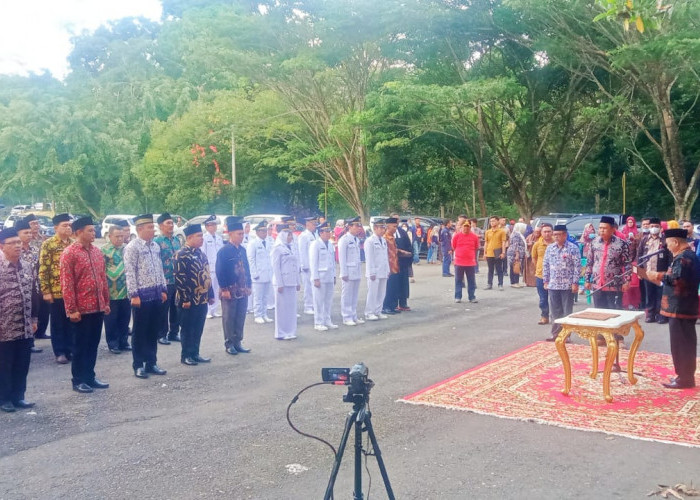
[324,395,395,500]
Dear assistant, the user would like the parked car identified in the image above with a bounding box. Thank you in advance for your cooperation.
[153,214,187,243]
[244,214,291,227]
[102,215,137,241]
[184,215,232,244]
[565,214,628,239]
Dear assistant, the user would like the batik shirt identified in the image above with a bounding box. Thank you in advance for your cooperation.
[102,243,128,300]
[0,258,36,342]
[20,244,40,294]
[38,235,73,299]
[154,235,181,285]
[60,242,110,315]
[174,245,214,306]
[585,235,631,291]
[543,240,582,290]
[123,237,167,302]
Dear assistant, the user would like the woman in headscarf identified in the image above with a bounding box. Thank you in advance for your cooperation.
[271,229,300,340]
[507,222,527,288]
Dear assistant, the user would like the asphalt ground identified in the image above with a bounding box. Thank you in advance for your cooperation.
[1,261,698,499]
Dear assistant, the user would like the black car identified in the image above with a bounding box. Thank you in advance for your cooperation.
[565,214,628,239]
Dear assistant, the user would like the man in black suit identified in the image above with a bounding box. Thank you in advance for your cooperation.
[383,214,414,313]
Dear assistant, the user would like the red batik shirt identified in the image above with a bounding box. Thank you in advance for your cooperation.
[60,242,110,315]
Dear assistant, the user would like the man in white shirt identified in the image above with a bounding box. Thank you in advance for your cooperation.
[364,219,389,321]
[338,217,365,326]
[247,221,274,324]
[298,216,318,315]
[202,216,224,318]
[309,222,338,330]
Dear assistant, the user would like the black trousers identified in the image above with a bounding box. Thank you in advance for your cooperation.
[593,290,622,309]
[398,267,410,307]
[0,338,32,404]
[549,289,574,337]
[36,299,50,337]
[159,284,181,339]
[72,313,104,386]
[180,303,208,359]
[131,300,161,370]
[669,317,697,385]
[486,257,504,286]
[49,299,74,357]
[104,299,131,349]
[222,297,247,349]
[644,280,663,318]
[384,273,400,311]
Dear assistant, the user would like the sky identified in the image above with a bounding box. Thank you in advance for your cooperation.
[0,0,162,79]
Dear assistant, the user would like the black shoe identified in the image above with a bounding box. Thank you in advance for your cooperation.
[0,401,16,413]
[484,285,493,290]
[194,355,211,363]
[88,379,109,389]
[657,317,669,324]
[181,357,198,366]
[73,383,94,394]
[663,380,695,389]
[120,345,132,351]
[109,348,122,354]
[134,367,149,379]
[35,333,51,339]
[469,299,479,303]
[167,335,181,342]
[146,365,167,375]
[157,337,171,345]
[381,309,397,315]
[13,400,35,409]
[30,346,43,353]
[233,345,250,354]
[226,347,238,355]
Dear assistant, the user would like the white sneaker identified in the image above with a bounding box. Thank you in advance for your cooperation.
[377,313,388,319]
[327,323,339,329]
[355,318,366,324]
[314,325,329,331]
[206,314,214,319]
[343,320,357,326]
[304,309,314,315]
[254,317,266,324]
[284,335,297,340]
[366,314,379,321]
[296,313,301,318]
[263,317,274,323]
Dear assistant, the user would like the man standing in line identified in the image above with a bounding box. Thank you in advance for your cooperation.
[60,217,111,394]
[364,219,390,321]
[102,221,131,354]
[203,216,224,318]
[532,224,553,325]
[271,229,300,340]
[484,216,507,291]
[469,218,483,274]
[543,225,581,342]
[124,214,168,379]
[217,217,252,355]
[174,224,214,366]
[585,216,631,309]
[309,221,338,331]
[247,221,274,324]
[440,219,454,278]
[0,228,37,412]
[637,217,671,324]
[15,219,42,353]
[390,213,414,312]
[338,217,365,326]
[642,229,700,389]
[24,214,50,340]
[298,216,318,315]
[39,213,74,364]
[154,213,182,345]
[451,220,480,304]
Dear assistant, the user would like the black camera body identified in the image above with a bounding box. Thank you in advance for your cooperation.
[322,362,374,405]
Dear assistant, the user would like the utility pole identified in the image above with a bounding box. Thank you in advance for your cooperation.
[231,127,237,215]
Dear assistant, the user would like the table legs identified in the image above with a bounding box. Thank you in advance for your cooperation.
[555,327,573,397]
[602,335,618,403]
[627,321,645,385]
[589,337,599,379]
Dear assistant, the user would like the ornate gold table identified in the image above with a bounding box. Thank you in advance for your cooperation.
[554,308,645,403]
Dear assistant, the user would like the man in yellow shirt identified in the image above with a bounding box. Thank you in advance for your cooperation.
[484,216,507,290]
[531,223,553,325]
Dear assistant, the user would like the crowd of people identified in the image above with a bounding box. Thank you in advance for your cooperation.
[0,210,699,412]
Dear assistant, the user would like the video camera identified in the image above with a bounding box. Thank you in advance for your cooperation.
[322,362,374,405]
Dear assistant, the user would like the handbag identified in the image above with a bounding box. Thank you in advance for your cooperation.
[513,253,521,274]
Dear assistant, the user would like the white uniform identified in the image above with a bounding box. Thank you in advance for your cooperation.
[247,235,273,321]
[309,238,336,327]
[338,232,362,322]
[242,231,252,312]
[298,228,317,314]
[364,233,389,317]
[265,234,276,310]
[203,231,224,316]
[271,232,299,339]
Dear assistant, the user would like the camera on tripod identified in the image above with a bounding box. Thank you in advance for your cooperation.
[322,362,375,404]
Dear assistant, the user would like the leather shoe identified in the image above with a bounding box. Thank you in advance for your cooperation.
[194,355,211,363]
[13,400,35,409]
[157,337,171,345]
[181,357,198,366]
[657,317,669,324]
[146,365,167,375]
[88,379,109,389]
[233,345,251,353]
[109,348,122,354]
[30,346,43,353]
[381,309,397,315]
[134,367,149,379]
[1,401,16,412]
[120,345,132,351]
[168,335,181,342]
[73,383,94,393]
[226,347,238,355]
[397,306,411,312]
[537,316,549,325]
[663,380,695,389]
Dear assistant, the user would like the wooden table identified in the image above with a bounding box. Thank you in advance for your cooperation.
[554,308,645,402]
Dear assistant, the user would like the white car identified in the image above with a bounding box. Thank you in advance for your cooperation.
[244,214,290,227]
[153,214,187,244]
[185,215,232,242]
[102,215,137,241]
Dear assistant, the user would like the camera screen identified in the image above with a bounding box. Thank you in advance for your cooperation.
[322,367,350,382]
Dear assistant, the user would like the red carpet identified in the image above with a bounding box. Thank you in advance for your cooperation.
[400,342,700,447]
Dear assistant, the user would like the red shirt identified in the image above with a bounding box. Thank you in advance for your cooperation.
[60,242,110,315]
[451,232,480,266]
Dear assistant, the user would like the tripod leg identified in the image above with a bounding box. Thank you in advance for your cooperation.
[354,417,363,500]
[324,410,357,500]
[364,415,396,500]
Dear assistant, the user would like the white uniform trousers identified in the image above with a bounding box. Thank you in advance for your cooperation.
[312,282,334,327]
[266,285,275,310]
[301,270,314,312]
[208,273,221,316]
[274,286,298,339]
[252,282,271,319]
[365,277,387,317]
[340,278,361,322]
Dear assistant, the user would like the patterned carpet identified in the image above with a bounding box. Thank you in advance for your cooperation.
[400,342,700,447]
